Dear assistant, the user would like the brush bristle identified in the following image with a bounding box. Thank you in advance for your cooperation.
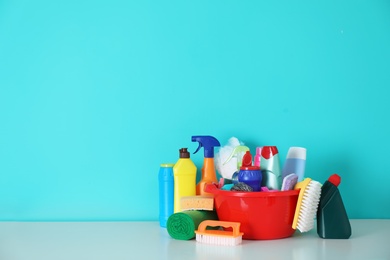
[196,234,242,246]
[296,180,322,232]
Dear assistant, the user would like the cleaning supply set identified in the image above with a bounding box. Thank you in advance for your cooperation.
[159,136,351,244]
[162,135,223,241]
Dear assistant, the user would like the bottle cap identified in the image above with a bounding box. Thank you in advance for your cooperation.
[328,174,341,187]
[286,147,306,160]
[241,151,252,167]
[261,146,278,159]
[179,148,190,158]
[160,163,175,167]
[240,151,260,170]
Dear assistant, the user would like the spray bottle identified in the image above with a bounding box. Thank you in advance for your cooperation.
[223,145,250,183]
[191,135,221,195]
[173,148,197,213]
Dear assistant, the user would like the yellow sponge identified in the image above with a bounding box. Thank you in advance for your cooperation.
[180,196,214,211]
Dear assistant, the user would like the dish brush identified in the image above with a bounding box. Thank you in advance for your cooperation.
[292,178,322,232]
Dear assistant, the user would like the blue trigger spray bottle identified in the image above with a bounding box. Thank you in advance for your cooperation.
[191,135,221,195]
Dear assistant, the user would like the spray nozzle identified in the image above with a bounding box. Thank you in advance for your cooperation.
[191,135,221,158]
[223,145,250,168]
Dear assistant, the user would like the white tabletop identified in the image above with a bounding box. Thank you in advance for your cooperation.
[0,219,388,260]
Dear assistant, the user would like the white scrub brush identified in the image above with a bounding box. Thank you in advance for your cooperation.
[292,178,322,232]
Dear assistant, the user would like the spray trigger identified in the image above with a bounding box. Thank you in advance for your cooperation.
[193,142,203,155]
[223,145,250,166]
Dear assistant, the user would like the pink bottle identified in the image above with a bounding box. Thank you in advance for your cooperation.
[254,147,263,167]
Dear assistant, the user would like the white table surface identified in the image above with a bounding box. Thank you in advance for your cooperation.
[0,219,388,260]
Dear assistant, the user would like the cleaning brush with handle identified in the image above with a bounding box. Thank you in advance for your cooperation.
[195,220,243,246]
[292,178,322,233]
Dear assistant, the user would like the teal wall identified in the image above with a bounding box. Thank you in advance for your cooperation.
[1,0,389,220]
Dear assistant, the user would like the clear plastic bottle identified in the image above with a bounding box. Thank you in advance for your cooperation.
[173,148,197,213]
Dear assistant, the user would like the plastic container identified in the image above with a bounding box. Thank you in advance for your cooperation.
[173,148,197,213]
[254,146,262,167]
[158,163,174,227]
[237,151,262,191]
[238,166,262,191]
[205,184,299,240]
[317,174,351,239]
[191,135,220,195]
[260,146,282,190]
[282,147,306,182]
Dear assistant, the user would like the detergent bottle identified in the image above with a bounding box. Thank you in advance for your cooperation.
[173,148,197,213]
[317,174,352,239]
[282,147,306,182]
[191,135,221,195]
[260,146,282,190]
[238,151,262,191]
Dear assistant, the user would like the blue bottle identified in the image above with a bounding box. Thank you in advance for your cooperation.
[237,151,262,191]
[238,166,262,191]
[158,163,174,228]
[282,147,306,182]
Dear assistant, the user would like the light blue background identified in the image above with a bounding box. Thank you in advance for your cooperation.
[1,0,389,221]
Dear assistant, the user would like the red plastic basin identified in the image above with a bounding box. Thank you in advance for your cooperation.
[205,184,299,240]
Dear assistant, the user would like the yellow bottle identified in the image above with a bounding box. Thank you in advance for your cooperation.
[173,148,197,213]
